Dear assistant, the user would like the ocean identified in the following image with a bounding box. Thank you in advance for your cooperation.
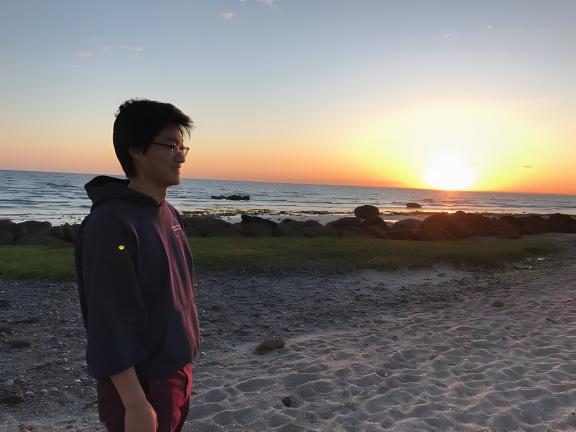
[1,169,575,226]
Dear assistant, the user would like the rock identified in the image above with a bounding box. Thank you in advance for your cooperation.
[0,220,26,240]
[505,215,549,235]
[492,221,522,239]
[406,202,422,209]
[235,223,273,237]
[240,215,277,228]
[281,396,292,407]
[491,300,504,308]
[340,227,373,238]
[0,230,13,245]
[327,217,363,231]
[302,225,340,237]
[211,195,225,199]
[3,379,14,386]
[420,214,472,239]
[7,339,32,349]
[416,225,456,241]
[388,219,422,240]
[14,233,70,246]
[273,220,306,237]
[547,214,576,233]
[0,387,24,405]
[181,216,234,237]
[255,339,285,354]
[19,220,52,235]
[354,205,380,220]
[363,225,390,239]
[62,223,80,243]
[226,195,250,201]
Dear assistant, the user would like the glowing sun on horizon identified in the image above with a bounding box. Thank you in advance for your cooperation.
[425,154,477,191]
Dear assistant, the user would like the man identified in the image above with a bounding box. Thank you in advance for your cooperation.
[74,99,200,432]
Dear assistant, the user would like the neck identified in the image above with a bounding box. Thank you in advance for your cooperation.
[128,177,167,205]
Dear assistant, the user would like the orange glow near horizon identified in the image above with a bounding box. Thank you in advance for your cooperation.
[1,101,574,195]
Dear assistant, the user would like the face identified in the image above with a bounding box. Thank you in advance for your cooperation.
[130,124,187,187]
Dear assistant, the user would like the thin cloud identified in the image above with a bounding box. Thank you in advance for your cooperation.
[74,50,93,58]
[258,0,273,5]
[221,12,235,20]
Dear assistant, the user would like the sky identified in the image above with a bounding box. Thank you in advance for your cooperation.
[1,0,575,194]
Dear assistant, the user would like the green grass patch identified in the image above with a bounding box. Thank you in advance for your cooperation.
[0,237,559,281]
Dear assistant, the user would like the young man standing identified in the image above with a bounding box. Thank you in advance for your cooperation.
[75,99,200,432]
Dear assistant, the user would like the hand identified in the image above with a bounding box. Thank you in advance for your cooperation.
[125,399,157,432]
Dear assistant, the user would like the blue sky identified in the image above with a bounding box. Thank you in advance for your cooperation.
[1,0,575,193]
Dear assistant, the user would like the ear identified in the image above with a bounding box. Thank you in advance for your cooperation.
[129,147,144,163]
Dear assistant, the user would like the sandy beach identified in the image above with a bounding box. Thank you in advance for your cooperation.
[1,234,575,431]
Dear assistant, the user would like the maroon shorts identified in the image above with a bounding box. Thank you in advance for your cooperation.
[96,363,192,432]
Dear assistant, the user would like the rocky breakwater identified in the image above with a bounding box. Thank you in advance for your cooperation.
[1,209,575,246]
[180,207,576,241]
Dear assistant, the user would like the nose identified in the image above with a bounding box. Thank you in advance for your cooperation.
[175,151,186,163]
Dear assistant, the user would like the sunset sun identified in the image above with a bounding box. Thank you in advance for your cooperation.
[425,155,477,191]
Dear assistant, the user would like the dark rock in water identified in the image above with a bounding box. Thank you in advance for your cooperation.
[7,339,32,349]
[211,195,250,200]
[406,202,422,209]
[281,396,292,407]
[241,215,277,227]
[226,194,250,201]
[255,339,285,354]
[354,205,380,220]
[0,387,24,405]
[491,300,504,308]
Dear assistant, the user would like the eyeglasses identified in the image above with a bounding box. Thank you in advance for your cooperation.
[151,142,190,157]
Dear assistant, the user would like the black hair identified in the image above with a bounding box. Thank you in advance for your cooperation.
[113,98,193,178]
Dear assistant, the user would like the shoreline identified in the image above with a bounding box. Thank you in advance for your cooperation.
[0,234,575,430]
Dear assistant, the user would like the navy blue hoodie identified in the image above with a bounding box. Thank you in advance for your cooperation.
[75,175,200,379]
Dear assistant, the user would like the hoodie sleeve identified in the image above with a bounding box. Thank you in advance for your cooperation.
[76,214,149,378]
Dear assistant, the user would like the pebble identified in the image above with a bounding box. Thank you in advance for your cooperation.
[4,379,14,386]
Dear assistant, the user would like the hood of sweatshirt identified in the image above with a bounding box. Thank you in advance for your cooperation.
[84,175,163,210]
